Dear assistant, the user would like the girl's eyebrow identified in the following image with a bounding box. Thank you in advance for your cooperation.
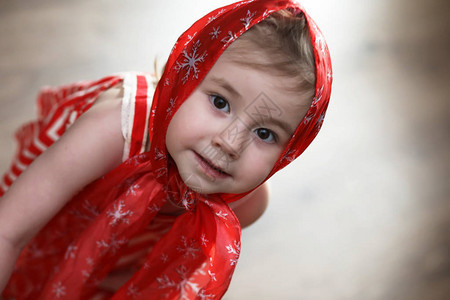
[267,118,295,137]
[209,76,241,99]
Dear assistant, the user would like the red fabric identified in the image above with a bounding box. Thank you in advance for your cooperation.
[129,76,149,157]
[2,0,332,299]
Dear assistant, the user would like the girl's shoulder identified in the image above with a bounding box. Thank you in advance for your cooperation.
[90,72,157,162]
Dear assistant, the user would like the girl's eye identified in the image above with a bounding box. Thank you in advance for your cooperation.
[254,128,276,143]
[210,95,230,113]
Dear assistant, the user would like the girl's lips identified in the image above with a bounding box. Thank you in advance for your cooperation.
[194,152,231,180]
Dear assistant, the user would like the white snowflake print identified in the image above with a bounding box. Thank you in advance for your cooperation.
[170,41,178,56]
[208,270,217,282]
[161,252,169,263]
[164,78,170,86]
[86,257,94,265]
[155,167,167,178]
[81,199,100,217]
[82,269,91,282]
[64,244,77,260]
[157,265,201,300]
[127,284,141,298]
[262,8,275,18]
[126,183,140,196]
[226,240,241,266]
[180,189,196,211]
[198,289,215,300]
[154,147,165,160]
[70,199,100,221]
[316,112,326,130]
[314,31,326,56]
[303,114,313,125]
[148,203,161,213]
[175,40,207,84]
[96,234,128,255]
[166,97,178,118]
[215,210,228,220]
[81,270,91,280]
[280,150,296,164]
[52,282,66,298]
[107,200,134,226]
[241,10,256,29]
[233,0,256,9]
[200,233,209,247]
[206,8,226,25]
[123,153,146,166]
[28,243,45,258]
[82,257,94,282]
[51,265,60,277]
[203,199,213,208]
[156,274,176,289]
[312,85,323,106]
[177,236,201,259]
[176,266,201,299]
[221,31,237,45]
[125,155,141,166]
[184,32,197,47]
[209,26,221,40]
[206,16,216,25]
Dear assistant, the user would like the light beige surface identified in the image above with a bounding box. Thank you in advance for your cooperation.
[0,0,449,299]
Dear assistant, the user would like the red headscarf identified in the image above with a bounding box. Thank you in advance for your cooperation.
[3,0,332,298]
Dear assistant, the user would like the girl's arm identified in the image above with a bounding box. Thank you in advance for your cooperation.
[0,87,124,291]
[229,183,269,228]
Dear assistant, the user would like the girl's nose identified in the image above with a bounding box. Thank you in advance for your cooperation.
[211,118,252,160]
[211,135,239,160]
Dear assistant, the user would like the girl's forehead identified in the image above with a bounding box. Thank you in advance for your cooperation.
[206,52,308,102]
[214,40,312,93]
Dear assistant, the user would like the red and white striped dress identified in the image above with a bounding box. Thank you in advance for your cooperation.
[1,73,155,195]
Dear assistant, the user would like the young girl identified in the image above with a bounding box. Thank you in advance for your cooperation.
[0,0,332,299]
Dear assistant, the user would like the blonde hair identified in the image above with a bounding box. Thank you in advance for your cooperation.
[155,10,316,100]
[226,9,316,101]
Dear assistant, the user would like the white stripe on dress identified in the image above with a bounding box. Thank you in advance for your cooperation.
[23,149,37,160]
[33,137,48,152]
[141,74,155,154]
[121,73,137,161]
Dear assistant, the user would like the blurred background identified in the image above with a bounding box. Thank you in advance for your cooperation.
[0,0,448,299]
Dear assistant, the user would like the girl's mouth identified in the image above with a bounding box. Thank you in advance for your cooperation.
[194,152,231,180]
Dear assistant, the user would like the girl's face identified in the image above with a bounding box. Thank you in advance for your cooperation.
[166,51,309,194]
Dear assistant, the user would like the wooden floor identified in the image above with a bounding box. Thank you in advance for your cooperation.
[0,0,449,299]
